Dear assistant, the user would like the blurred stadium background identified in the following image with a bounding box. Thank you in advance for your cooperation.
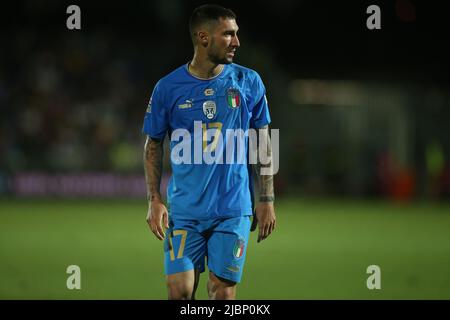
[1,0,449,299]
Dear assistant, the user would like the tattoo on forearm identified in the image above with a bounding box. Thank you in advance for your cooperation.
[252,125,275,202]
[143,136,164,202]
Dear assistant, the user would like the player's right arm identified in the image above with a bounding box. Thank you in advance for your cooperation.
[144,135,169,240]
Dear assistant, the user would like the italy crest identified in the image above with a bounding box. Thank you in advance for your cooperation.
[227,88,240,109]
[233,238,245,259]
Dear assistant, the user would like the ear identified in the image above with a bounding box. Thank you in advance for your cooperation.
[198,30,209,47]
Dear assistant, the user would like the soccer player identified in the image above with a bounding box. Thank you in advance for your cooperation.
[143,4,276,300]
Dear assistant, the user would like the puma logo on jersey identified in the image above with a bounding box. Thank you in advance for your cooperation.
[178,100,193,109]
[226,265,240,273]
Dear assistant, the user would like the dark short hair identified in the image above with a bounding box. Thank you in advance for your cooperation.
[189,4,236,39]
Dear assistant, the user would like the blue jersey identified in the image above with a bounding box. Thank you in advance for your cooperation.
[142,62,271,220]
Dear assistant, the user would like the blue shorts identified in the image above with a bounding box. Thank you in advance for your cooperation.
[163,215,251,283]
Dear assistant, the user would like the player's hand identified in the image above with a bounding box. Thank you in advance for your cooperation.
[252,202,276,243]
[146,198,169,241]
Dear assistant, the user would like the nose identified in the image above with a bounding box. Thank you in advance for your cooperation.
[232,35,240,48]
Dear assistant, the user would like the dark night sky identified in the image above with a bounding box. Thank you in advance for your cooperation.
[2,0,449,82]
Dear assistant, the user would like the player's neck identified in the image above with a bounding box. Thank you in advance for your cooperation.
[189,56,224,79]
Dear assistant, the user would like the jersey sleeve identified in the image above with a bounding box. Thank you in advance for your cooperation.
[249,72,271,129]
[142,81,169,139]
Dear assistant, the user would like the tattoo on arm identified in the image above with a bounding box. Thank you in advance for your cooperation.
[143,135,164,203]
[251,125,275,202]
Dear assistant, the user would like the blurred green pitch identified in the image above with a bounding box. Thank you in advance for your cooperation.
[1,197,449,299]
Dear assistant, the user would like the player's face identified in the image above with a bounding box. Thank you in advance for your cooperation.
[208,18,240,64]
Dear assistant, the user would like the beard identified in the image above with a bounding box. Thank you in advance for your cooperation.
[208,50,233,64]
[208,40,234,64]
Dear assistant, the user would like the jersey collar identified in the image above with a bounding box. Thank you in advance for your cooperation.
[185,61,227,81]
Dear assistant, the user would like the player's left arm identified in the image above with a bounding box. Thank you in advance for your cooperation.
[251,125,276,243]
